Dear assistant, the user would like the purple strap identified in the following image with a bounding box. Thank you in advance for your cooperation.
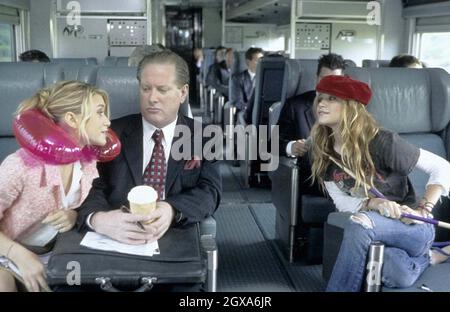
[400,213,439,226]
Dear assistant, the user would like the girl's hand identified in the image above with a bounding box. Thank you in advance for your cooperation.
[42,210,77,233]
[8,244,48,292]
[371,198,403,219]
[399,206,430,225]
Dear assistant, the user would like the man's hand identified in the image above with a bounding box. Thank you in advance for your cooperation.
[291,139,308,157]
[42,210,77,233]
[91,209,154,245]
[142,201,175,242]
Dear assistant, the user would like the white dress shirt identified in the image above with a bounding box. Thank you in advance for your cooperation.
[248,69,256,81]
[87,117,179,229]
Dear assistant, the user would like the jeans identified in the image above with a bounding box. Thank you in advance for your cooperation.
[326,211,435,292]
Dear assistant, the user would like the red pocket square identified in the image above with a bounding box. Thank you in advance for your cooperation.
[184,156,201,170]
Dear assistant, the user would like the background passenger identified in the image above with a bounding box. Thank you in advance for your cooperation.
[0,81,112,292]
[309,75,450,291]
[389,54,423,68]
[206,47,233,98]
[230,47,264,117]
[19,49,50,63]
[278,53,345,158]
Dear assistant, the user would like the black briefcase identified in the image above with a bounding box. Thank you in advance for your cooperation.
[46,223,206,292]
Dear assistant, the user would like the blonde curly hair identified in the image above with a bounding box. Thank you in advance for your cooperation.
[16,81,109,145]
[310,97,379,195]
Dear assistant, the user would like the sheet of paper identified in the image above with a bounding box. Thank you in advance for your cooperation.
[80,232,159,257]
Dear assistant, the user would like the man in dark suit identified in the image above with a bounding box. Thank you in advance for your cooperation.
[206,47,233,98]
[278,53,345,158]
[77,50,221,249]
[230,47,264,116]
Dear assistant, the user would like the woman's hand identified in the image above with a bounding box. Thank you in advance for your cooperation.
[8,243,48,292]
[42,209,77,233]
[370,198,403,219]
[399,206,431,225]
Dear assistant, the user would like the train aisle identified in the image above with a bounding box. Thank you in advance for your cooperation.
[215,161,326,292]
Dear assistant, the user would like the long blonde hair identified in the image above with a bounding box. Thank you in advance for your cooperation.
[310,98,379,195]
[16,81,110,145]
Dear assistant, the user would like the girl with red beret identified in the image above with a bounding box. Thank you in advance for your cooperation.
[310,75,450,291]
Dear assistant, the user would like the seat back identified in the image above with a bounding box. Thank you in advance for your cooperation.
[268,58,305,136]
[251,54,286,127]
[51,58,98,80]
[231,51,247,76]
[269,59,318,133]
[72,65,98,84]
[0,63,64,162]
[95,66,140,120]
[346,67,450,198]
[103,56,130,67]
[344,59,357,68]
[362,59,390,68]
[201,49,216,86]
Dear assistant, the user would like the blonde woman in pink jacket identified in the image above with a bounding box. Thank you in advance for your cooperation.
[0,81,113,292]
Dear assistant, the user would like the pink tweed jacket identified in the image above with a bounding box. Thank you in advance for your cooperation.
[0,149,98,240]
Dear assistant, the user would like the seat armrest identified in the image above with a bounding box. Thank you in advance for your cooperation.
[271,156,300,223]
[199,216,216,238]
[269,101,282,137]
[200,234,218,292]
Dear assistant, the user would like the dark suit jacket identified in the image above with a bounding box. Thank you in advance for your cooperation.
[230,70,254,112]
[206,61,230,98]
[278,90,316,156]
[278,90,322,196]
[77,114,222,231]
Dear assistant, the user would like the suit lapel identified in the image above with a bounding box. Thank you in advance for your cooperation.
[304,92,316,130]
[165,115,191,194]
[122,116,144,186]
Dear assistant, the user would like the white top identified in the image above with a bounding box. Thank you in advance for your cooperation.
[20,161,82,247]
[324,148,450,213]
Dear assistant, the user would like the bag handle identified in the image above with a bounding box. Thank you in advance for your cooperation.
[95,276,157,292]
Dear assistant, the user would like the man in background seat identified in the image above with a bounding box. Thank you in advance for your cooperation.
[19,50,50,63]
[230,47,264,118]
[278,53,345,195]
[389,54,423,68]
[206,47,233,99]
[278,53,345,159]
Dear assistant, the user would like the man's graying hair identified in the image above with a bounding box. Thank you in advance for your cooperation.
[137,50,190,88]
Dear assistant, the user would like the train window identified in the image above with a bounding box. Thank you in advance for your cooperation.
[419,32,450,73]
[0,23,13,62]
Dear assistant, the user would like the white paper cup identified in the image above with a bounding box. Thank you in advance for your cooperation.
[127,185,158,217]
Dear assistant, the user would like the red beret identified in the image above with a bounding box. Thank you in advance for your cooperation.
[316,75,372,106]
